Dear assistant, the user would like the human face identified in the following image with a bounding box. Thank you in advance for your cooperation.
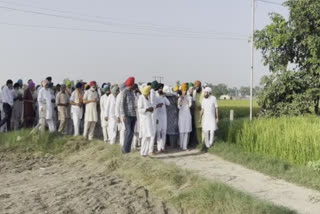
[204,92,209,99]
[182,90,187,96]
[8,83,13,89]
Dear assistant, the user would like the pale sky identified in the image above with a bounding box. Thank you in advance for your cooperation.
[0,0,288,87]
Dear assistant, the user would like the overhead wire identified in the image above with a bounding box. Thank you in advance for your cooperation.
[0,22,248,41]
[0,1,247,37]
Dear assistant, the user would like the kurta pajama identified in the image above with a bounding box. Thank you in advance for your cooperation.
[201,96,218,148]
[83,89,99,140]
[70,90,83,136]
[105,94,118,144]
[178,95,192,150]
[138,95,155,156]
[154,93,170,151]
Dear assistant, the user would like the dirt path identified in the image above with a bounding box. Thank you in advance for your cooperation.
[0,154,176,214]
[156,149,320,214]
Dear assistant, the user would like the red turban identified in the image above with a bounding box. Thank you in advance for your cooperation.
[89,81,96,87]
[125,77,135,87]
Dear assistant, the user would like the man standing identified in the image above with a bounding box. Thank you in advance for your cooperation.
[105,85,120,144]
[193,80,204,145]
[121,77,137,153]
[115,83,127,146]
[37,80,55,132]
[83,81,99,140]
[155,84,170,153]
[0,80,14,131]
[11,83,23,130]
[56,84,70,134]
[200,87,219,150]
[70,82,83,136]
[138,86,155,157]
[100,85,110,142]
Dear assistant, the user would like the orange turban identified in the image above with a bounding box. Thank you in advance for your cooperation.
[125,77,135,87]
[181,83,188,92]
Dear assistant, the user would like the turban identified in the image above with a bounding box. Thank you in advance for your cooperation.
[163,85,171,94]
[204,87,212,93]
[102,85,110,93]
[17,79,23,84]
[141,86,151,96]
[181,83,188,92]
[173,85,179,92]
[151,81,159,90]
[194,80,201,87]
[125,77,135,87]
[119,82,127,91]
[76,82,82,89]
[188,83,194,88]
[111,85,119,95]
[65,80,72,87]
[89,81,96,87]
[28,82,35,89]
[131,83,138,91]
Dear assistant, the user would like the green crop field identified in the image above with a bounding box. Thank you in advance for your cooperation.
[217,116,320,166]
[217,99,260,120]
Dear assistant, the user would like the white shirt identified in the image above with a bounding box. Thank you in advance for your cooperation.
[1,85,14,106]
[201,95,218,131]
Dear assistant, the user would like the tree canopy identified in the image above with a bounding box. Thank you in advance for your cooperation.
[255,0,320,116]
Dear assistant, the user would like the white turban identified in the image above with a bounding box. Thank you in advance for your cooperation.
[204,87,212,93]
[163,85,172,94]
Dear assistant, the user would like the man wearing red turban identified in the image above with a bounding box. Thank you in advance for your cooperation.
[121,76,137,153]
[125,77,135,88]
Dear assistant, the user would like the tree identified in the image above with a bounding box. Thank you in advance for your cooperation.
[240,86,250,97]
[254,0,320,116]
[209,83,228,98]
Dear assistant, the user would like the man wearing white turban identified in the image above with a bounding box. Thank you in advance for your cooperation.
[200,87,219,150]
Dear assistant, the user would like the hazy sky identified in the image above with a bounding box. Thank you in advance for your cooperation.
[0,0,288,87]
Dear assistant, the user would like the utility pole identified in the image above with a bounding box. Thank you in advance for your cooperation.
[250,0,255,121]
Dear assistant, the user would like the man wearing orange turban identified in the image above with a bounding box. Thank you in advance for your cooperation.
[193,80,204,145]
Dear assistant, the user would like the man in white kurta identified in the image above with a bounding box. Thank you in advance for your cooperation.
[201,87,219,149]
[138,86,155,157]
[115,83,126,146]
[83,81,99,140]
[105,85,120,144]
[154,86,170,152]
[178,84,193,151]
[100,87,110,142]
[70,83,83,136]
[37,80,55,132]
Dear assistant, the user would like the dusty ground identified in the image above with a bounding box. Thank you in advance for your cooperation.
[156,149,320,214]
[0,153,176,214]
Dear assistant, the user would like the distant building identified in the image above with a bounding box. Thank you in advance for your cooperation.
[219,95,232,100]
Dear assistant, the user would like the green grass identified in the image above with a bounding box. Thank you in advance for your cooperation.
[0,131,295,214]
[218,100,260,120]
[216,116,320,166]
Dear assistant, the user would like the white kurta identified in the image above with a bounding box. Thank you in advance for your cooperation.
[83,89,99,122]
[70,90,83,119]
[201,96,218,131]
[138,95,155,138]
[154,93,170,132]
[178,95,192,133]
[37,87,53,120]
[100,94,109,127]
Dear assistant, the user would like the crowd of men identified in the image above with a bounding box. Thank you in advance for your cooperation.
[0,77,219,156]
